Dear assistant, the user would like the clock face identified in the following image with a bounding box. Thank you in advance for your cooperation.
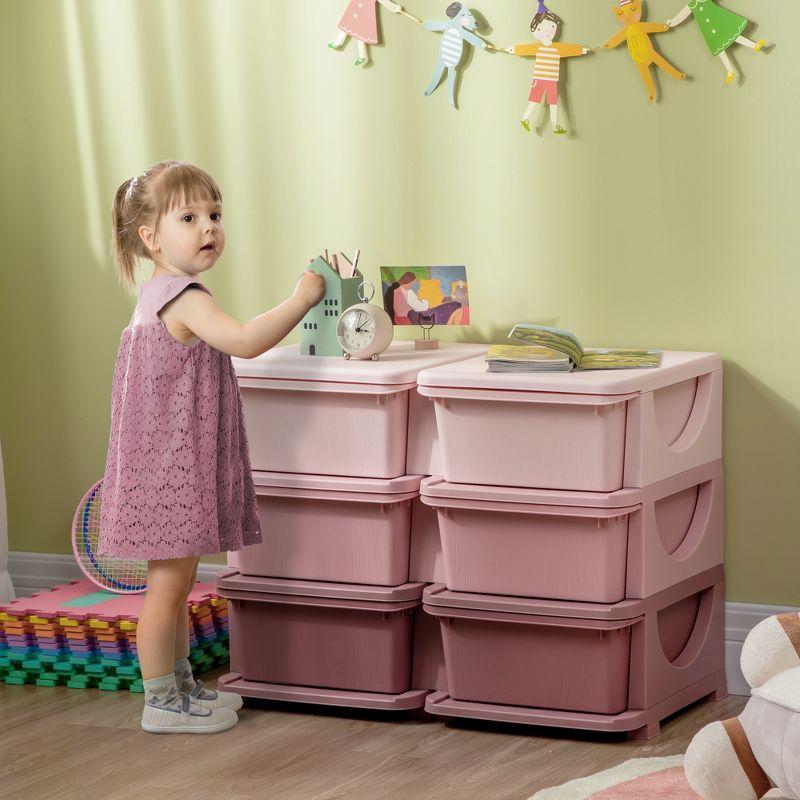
[339,308,376,351]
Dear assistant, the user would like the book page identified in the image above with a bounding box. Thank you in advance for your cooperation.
[508,324,584,365]
[578,349,663,370]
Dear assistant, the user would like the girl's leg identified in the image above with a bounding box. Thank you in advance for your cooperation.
[521,101,540,132]
[549,102,559,130]
[174,557,200,662]
[735,35,765,51]
[329,30,348,49]
[355,39,367,65]
[719,50,736,82]
[138,557,198,680]
[522,101,538,122]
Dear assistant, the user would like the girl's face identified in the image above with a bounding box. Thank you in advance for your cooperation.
[141,194,226,276]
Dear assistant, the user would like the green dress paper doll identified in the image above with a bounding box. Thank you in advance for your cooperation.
[668,1,767,84]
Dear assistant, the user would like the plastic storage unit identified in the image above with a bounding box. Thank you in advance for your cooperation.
[420,459,723,602]
[416,350,725,739]
[423,565,727,740]
[416,352,722,491]
[232,342,487,480]
[219,342,486,711]
[215,569,430,710]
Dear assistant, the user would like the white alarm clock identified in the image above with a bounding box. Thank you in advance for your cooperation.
[337,281,394,360]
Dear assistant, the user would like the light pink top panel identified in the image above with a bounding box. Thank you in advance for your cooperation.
[417,351,722,396]
[232,342,488,386]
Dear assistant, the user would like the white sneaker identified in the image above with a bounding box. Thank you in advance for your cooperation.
[141,694,238,734]
[182,679,243,711]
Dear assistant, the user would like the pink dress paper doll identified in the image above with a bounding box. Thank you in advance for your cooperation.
[329,0,404,67]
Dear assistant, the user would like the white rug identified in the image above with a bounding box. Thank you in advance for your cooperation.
[529,755,790,800]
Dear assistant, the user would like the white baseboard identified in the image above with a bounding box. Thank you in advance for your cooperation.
[7,552,798,697]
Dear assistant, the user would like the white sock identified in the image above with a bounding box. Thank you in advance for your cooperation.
[143,672,182,711]
[174,656,216,699]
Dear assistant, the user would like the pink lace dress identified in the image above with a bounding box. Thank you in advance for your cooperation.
[97,274,262,560]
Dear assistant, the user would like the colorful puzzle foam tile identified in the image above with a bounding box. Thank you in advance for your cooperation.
[0,579,221,623]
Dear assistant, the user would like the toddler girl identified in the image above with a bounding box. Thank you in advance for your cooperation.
[97,160,324,733]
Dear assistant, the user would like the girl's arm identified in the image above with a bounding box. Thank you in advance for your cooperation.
[667,5,692,27]
[377,0,402,11]
[169,269,324,359]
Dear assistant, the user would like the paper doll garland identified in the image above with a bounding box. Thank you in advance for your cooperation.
[326,1,772,121]
[667,0,767,85]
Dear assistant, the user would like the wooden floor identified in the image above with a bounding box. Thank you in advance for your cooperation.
[0,666,746,800]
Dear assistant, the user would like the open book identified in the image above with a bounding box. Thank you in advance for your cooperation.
[487,324,662,372]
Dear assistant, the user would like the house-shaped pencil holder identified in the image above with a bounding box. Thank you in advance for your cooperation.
[301,255,362,357]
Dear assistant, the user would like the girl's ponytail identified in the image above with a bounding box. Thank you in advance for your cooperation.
[111,176,145,294]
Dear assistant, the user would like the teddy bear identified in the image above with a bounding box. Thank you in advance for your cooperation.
[684,611,800,799]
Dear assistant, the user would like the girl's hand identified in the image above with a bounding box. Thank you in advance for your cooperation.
[294,268,326,310]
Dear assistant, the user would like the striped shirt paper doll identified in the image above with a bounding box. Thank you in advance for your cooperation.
[507,2,590,136]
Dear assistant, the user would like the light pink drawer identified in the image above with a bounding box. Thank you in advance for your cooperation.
[420,460,723,602]
[239,380,412,479]
[234,342,487,480]
[417,352,722,491]
[217,572,423,694]
[228,472,420,586]
[423,565,725,725]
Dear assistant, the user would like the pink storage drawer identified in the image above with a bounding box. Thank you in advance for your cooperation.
[216,571,424,694]
[227,472,421,586]
[417,351,722,491]
[420,460,723,602]
[233,342,486,479]
[408,497,446,584]
[424,565,726,738]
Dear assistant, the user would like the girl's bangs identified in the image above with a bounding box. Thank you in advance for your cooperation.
[155,165,222,217]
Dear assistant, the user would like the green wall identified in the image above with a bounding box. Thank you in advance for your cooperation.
[0,1,797,602]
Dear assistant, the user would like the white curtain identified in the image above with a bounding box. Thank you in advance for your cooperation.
[0,439,15,603]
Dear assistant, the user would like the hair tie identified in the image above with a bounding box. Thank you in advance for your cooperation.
[538,1,548,13]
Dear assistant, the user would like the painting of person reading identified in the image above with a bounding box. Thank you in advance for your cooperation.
[381,266,469,326]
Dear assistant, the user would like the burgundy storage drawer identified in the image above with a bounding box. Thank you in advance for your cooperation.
[216,571,424,694]
[423,565,726,734]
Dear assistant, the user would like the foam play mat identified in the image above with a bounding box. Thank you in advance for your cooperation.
[0,579,229,692]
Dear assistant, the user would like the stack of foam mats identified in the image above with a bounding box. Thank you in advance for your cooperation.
[0,579,230,692]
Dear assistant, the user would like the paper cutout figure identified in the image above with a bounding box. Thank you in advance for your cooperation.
[603,0,686,103]
[506,2,590,136]
[329,0,403,67]
[667,1,767,85]
[423,3,488,109]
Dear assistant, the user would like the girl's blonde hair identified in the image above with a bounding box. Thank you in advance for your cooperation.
[111,160,223,292]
